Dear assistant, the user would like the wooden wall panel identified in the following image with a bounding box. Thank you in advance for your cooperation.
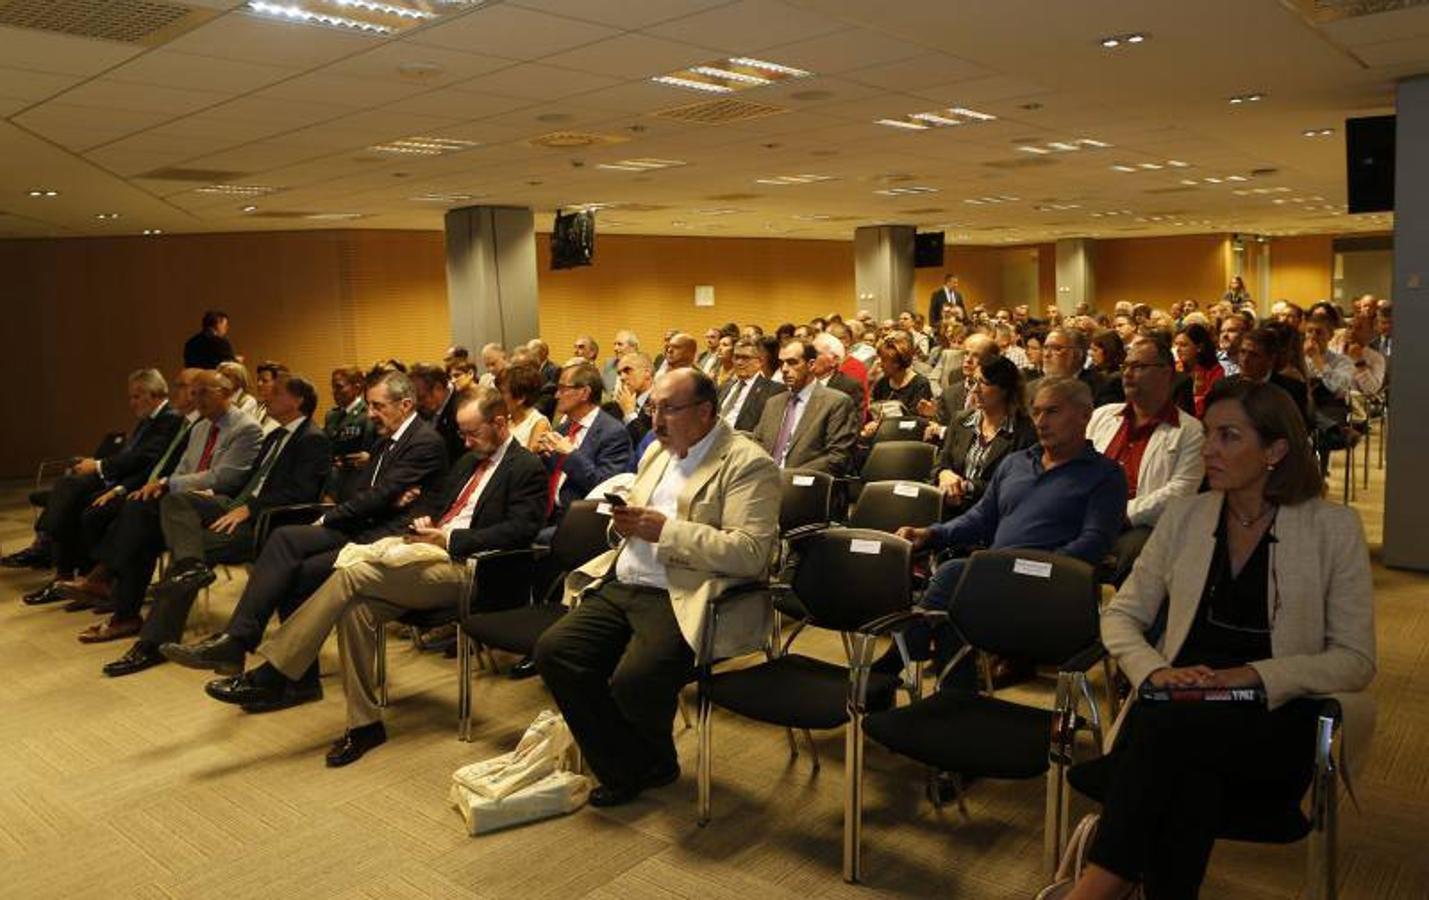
[1093,234,1230,312]
[1268,235,1334,306]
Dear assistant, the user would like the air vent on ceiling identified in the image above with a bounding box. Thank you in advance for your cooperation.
[525,131,629,149]
[138,166,248,182]
[984,157,1059,170]
[0,0,216,45]
[651,98,789,125]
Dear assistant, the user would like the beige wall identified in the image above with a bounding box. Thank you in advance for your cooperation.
[1093,234,1231,313]
[1268,235,1334,306]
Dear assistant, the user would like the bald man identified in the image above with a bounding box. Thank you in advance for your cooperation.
[655,333,698,379]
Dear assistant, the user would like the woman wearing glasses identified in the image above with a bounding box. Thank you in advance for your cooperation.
[1063,379,1376,900]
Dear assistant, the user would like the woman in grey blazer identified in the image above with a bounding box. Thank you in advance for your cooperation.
[1067,379,1376,900]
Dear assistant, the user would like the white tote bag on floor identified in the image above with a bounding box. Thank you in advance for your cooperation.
[449,710,591,835]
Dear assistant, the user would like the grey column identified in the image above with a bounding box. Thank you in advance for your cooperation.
[445,206,539,354]
[1383,75,1429,571]
[854,225,915,323]
[1054,238,1096,314]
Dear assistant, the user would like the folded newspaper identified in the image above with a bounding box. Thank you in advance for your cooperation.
[334,535,450,569]
[449,710,591,835]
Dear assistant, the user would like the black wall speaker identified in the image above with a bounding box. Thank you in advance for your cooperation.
[1345,115,1395,214]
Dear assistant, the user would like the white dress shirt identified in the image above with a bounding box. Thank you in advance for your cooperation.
[554,406,600,497]
[442,436,512,537]
[251,415,307,498]
[370,411,417,483]
[615,425,720,589]
[722,376,757,427]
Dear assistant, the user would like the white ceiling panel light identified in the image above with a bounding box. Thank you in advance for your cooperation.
[245,1,479,37]
[1228,92,1266,105]
[755,174,836,185]
[652,57,810,94]
[596,158,687,172]
[195,183,280,196]
[1179,174,1249,185]
[367,135,479,155]
[875,186,938,196]
[876,105,996,131]
[1099,32,1148,48]
[142,229,163,235]
[1108,159,1191,173]
[409,192,481,202]
[95,213,121,220]
[27,189,59,197]
[1017,138,1112,154]
[1302,127,1335,137]
[963,195,1020,205]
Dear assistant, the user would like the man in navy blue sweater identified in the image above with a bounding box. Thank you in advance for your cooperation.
[883,376,1127,678]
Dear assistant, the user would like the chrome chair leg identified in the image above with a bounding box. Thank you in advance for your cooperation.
[1308,711,1340,900]
[1101,655,1121,726]
[842,711,866,884]
[697,692,713,826]
[457,626,472,742]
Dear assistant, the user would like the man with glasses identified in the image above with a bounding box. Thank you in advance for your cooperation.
[1033,326,1124,407]
[1218,313,1250,377]
[537,361,631,524]
[1233,327,1313,429]
[716,337,785,433]
[535,368,780,807]
[199,387,548,766]
[752,339,857,476]
[1089,336,1206,584]
[612,351,656,448]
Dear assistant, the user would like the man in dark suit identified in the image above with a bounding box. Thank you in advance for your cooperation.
[928,274,965,330]
[810,332,866,420]
[201,387,549,765]
[159,371,448,705]
[924,334,1000,441]
[182,309,236,369]
[610,351,656,448]
[410,362,462,461]
[752,340,858,477]
[536,361,632,524]
[103,375,333,677]
[716,338,786,433]
[20,369,184,600]
[1028,327,1124,408]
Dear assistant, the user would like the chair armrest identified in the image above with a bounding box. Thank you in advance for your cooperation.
[861,606,946,637]
[783,523,830,543]
[457,547,542,620]
[698,580,775,667]
[1058,642,1108,673]
[253,502,335,554]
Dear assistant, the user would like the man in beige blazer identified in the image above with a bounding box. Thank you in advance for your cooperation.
[751,339,858,476]
[535,368,780,808]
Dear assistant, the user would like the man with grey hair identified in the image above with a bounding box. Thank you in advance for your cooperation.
[160,370,448,700]
[880,375,1126,680]
[810,331,865,415]
[1033,326,1123,407]
[527,338,561,387]
[603,330,640,395]
[478,343,506,389]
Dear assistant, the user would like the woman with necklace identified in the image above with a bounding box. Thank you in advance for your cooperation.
[1062,378,1376,900]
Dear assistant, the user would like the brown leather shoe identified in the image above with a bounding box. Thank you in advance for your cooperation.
[78,616,141,644]
[55,578,110,604]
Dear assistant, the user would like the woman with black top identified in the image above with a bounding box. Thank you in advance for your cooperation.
[1089,329,1127,382]
[862,330,933,437]
[1063,379,1376,900]
[931,356,1036,514]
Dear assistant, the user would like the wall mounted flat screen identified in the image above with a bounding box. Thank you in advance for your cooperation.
[913,231,945,268]
[1345,115,1395,214]
[551,210,595,270]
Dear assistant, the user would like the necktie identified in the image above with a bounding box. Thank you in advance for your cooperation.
[770,394,801,466]
[146,419,193,483]
[546,419,585,514]
[368,438,392,487]
[195,424,221,472]
[437,457,494,527]
[230,431,288,507]
[722,379,749,417]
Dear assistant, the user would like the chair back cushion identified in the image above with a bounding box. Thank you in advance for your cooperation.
[550,500,614,571]
[791,527,911,632]
[860,440,935,485]
[849,480,942,533]
[779,468,833,533]
[950,549,1100,664]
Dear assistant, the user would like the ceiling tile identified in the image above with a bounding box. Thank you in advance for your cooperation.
[0,67,85,103]
[0,25,141,76]
[50,80,230,117]
[255,72,432,109]
[645,0,848,53]
[386,88,535,120]
[162,13,382,68]
[572,80,693,113]
[104,50,299,93]
[12,103,177,151]
[407,5,619,59]
[452,63,622,101]
[320,42,516,84]
[843,52,992,91]
[539,33,718,79]
[757,27,926,75]
[508,0,731,30]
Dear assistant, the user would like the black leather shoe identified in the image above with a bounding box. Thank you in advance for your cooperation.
[588,763,680,808]
[161,634,247,674]
[103,642,166,677]
[325,722,387,767]
[162,561,216,592]
[507,656,539,680]
[2,545,52,569]
[22,582,66,605]
[241,679,323,714]
[204,668,284,706]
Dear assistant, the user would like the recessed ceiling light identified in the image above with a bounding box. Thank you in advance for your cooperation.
[652,56,809,94]
[95,213,120,220]
[1228,92,1265,104]
[196,184,278,196]
[875,186,938,196]
[368,136,478,156]
[693,207,742,215]
[1302,127,1335,137]
[755,174,836,185]
[241,205,258,213]
[1017,138,1112,154]
[28,189,59,197]
[876,105,996,130]
[963,195,1020,205]
[410,192,480,202]
[305,212,365,220]
[142,229,163,235]
[596,158,686,172]
[1099,32,1148,48]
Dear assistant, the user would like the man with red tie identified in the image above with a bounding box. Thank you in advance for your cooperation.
[196,387,548,766]
[536,361,632,526]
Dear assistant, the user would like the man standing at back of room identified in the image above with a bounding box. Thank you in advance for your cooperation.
[929,274,965,330]
[183,309,237,369]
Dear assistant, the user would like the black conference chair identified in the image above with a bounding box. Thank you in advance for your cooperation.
[861,549,1112,878]
[870,415,928,445]
[1066,697,1354,899]
[847,479,942,535]
[844,440,936,506]
[454,499,614,740]
[696,527,913,884]
[772,468,836,623]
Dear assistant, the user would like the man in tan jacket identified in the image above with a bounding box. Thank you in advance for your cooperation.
[535,368,780,808]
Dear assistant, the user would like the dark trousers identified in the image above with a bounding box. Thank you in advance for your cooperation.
[1088,699,1318,899]
[1110,526,1154,589]
[139,493,256,646]
[39,472,106,576]
[534,582,695,791]
[224,523,347,650]
[99,497,167,620]
[899,558,972,681]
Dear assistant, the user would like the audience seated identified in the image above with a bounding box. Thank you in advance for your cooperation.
[159,371,448,699]
[537,362,632,526]
[810,333,865,417]
[495,361,551,451]
[923,333,999,439]
[752,339,857,477]
[409,362,462,462]
[323,365,376,501]
[603,330,640,394]
[656,332,699,377]
[716,338,785,433]
[1089,336,1207,585]
[61,370,263,643]
[867,330,933,428]
[251,361,288,433]
[611,351,655,449]
[1034,326,1125,408]
[1172,324,1225,418]
[219,361,262,422]
[104,374,332,677]
[1067,379,1375,899]
[534,369,780,806]
[201,387,548,765]
[21,369,188,605]
[931,355,1036,516]
[1234,325,1313,429]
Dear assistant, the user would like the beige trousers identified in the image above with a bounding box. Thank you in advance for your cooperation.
[257,557,468,727]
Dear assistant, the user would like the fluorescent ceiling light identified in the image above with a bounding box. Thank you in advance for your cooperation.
[689,66,769,86]
[729,57,810,77]
[596,158,687,172]
[410,192,479,202]
[142,229,163,235]
[241,205,258,213]
[949,108,996,121]
[652,56,809,94]
[246,0,475,36]
[368,136,478,155]
[196,184,279,196]
[1020,138,1111,154]
[875,186,938,196]
[95,213,120,220]
[876,118,928,130]
[1302,127,1335,137]
[878,106,996,130]
[305,212,364,220]
[755,174,835,185]
[28,189,59,197]
[652,75,733,93]
[694,208,741,215]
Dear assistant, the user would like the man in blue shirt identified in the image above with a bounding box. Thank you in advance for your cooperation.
[882,376,1127,679]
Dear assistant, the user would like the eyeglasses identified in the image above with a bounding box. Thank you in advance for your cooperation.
[554,383,582,393]
[650,399,706,418]
[1121,361,1168,374]
[1043,344,1072,353]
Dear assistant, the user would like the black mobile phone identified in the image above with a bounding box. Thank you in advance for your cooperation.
[603,492,628,508]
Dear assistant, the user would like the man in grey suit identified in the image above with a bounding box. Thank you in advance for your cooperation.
[753,339,857,477]
[717,338,785,433]
[71,369,263,644]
